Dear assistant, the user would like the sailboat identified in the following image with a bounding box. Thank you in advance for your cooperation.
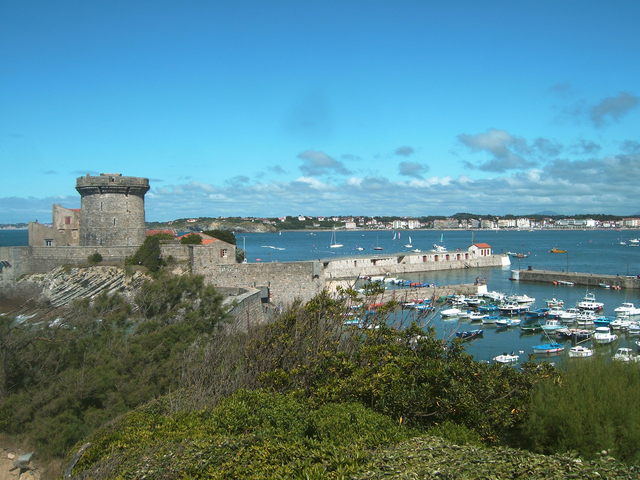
[373,233,383,250]
[404,235,413,248]
[432,233,447,253]
[329,229,343,248]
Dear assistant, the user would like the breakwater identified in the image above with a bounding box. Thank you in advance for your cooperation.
[511,269,640,289]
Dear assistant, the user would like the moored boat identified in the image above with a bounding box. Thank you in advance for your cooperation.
[532,343,564,354]
[455,329,483,340]
[493,353,519,364]
[576,292,604,311]
[593,326,618,344]
[613,347,640,363]
[614,302,640,316]
[568,345,593,358]
[495,317,521,327]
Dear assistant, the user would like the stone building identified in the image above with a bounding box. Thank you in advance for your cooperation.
[76,173,150,247]
[28,204,80,246]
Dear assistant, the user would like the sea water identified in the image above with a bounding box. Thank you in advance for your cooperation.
[3,228,640,364]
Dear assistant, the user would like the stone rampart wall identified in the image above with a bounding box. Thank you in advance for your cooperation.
[223,287,267,332]
[0,247,32,284]
[198,262,324,306]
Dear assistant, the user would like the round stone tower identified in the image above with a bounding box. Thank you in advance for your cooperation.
[76,173,150,247]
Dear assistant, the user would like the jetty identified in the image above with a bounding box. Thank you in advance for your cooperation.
[511,269,640,290]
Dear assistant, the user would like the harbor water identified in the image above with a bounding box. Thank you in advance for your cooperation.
[4,228,640,364]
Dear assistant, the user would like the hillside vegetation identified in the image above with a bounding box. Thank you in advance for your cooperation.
[1,274,640,478]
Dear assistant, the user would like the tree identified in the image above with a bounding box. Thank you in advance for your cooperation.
[180,234,202,245]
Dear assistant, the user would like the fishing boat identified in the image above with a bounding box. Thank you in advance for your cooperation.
[545,298,565,308]
[493,353,519,364]
[550,247,567,253]
[541,319,564,332]
[576,292,604,311]
[554,328,593,341]
[575,311,597,326]
[546,307,565,319]
[520,324,543,333]
[532,343,564,354]
[440,308,461,317]
[507,294,536,304]
[478,304,499,313]
[559,308,580,322]
[455,329,483,340]
[525,308,549,319]
[495,318,521,327]
[498,302,529,315]
[568,345,593,358]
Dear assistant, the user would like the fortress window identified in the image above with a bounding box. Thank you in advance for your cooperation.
[113,218,116,226]
[220,249,228,258]
[45,239,53,246]
[65,216,71,225]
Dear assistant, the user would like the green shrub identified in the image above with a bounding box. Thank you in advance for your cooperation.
[202,229,236,245]
[87,252,103,264]
[126,235,164,271]
[180,234,202,245]
[521,358,640,463]
[70,390,411,479]
[427,420,483,446]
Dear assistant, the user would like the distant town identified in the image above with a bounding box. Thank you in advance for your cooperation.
[148,213,640,232]
[3,213,640,232]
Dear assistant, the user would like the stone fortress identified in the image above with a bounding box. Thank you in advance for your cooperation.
[1,173,509,318]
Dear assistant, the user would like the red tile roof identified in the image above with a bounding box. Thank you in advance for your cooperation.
[473,243,492,248]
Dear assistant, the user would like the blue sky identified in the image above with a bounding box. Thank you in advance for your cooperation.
[1,1,639,223]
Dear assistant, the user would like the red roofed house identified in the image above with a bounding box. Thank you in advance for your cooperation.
[468,243,492,257]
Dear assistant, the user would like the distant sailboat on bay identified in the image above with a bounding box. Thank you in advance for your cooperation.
[329,229,343,248]
[404,235,413,248]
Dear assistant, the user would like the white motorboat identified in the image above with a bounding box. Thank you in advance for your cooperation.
[493,353,519,364]
[593,326,618,344]
[559,308,580,322]
[609,317,632,330]
[441,308,461,317]
[568,345,593,358]
[576,292,604,311]
[575,311,597,326]
[613,347,640,363]
[507,294,536,304]
[614,302,640,316]
[484,291,506,302]
[545,298,565,308]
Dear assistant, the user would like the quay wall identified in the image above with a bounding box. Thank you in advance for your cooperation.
[324,253,509,280]
[512,269,640,290]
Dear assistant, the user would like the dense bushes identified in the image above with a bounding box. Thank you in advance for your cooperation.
[522,358,640,463]
[71,390,411,479]
[0,275,228,457]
